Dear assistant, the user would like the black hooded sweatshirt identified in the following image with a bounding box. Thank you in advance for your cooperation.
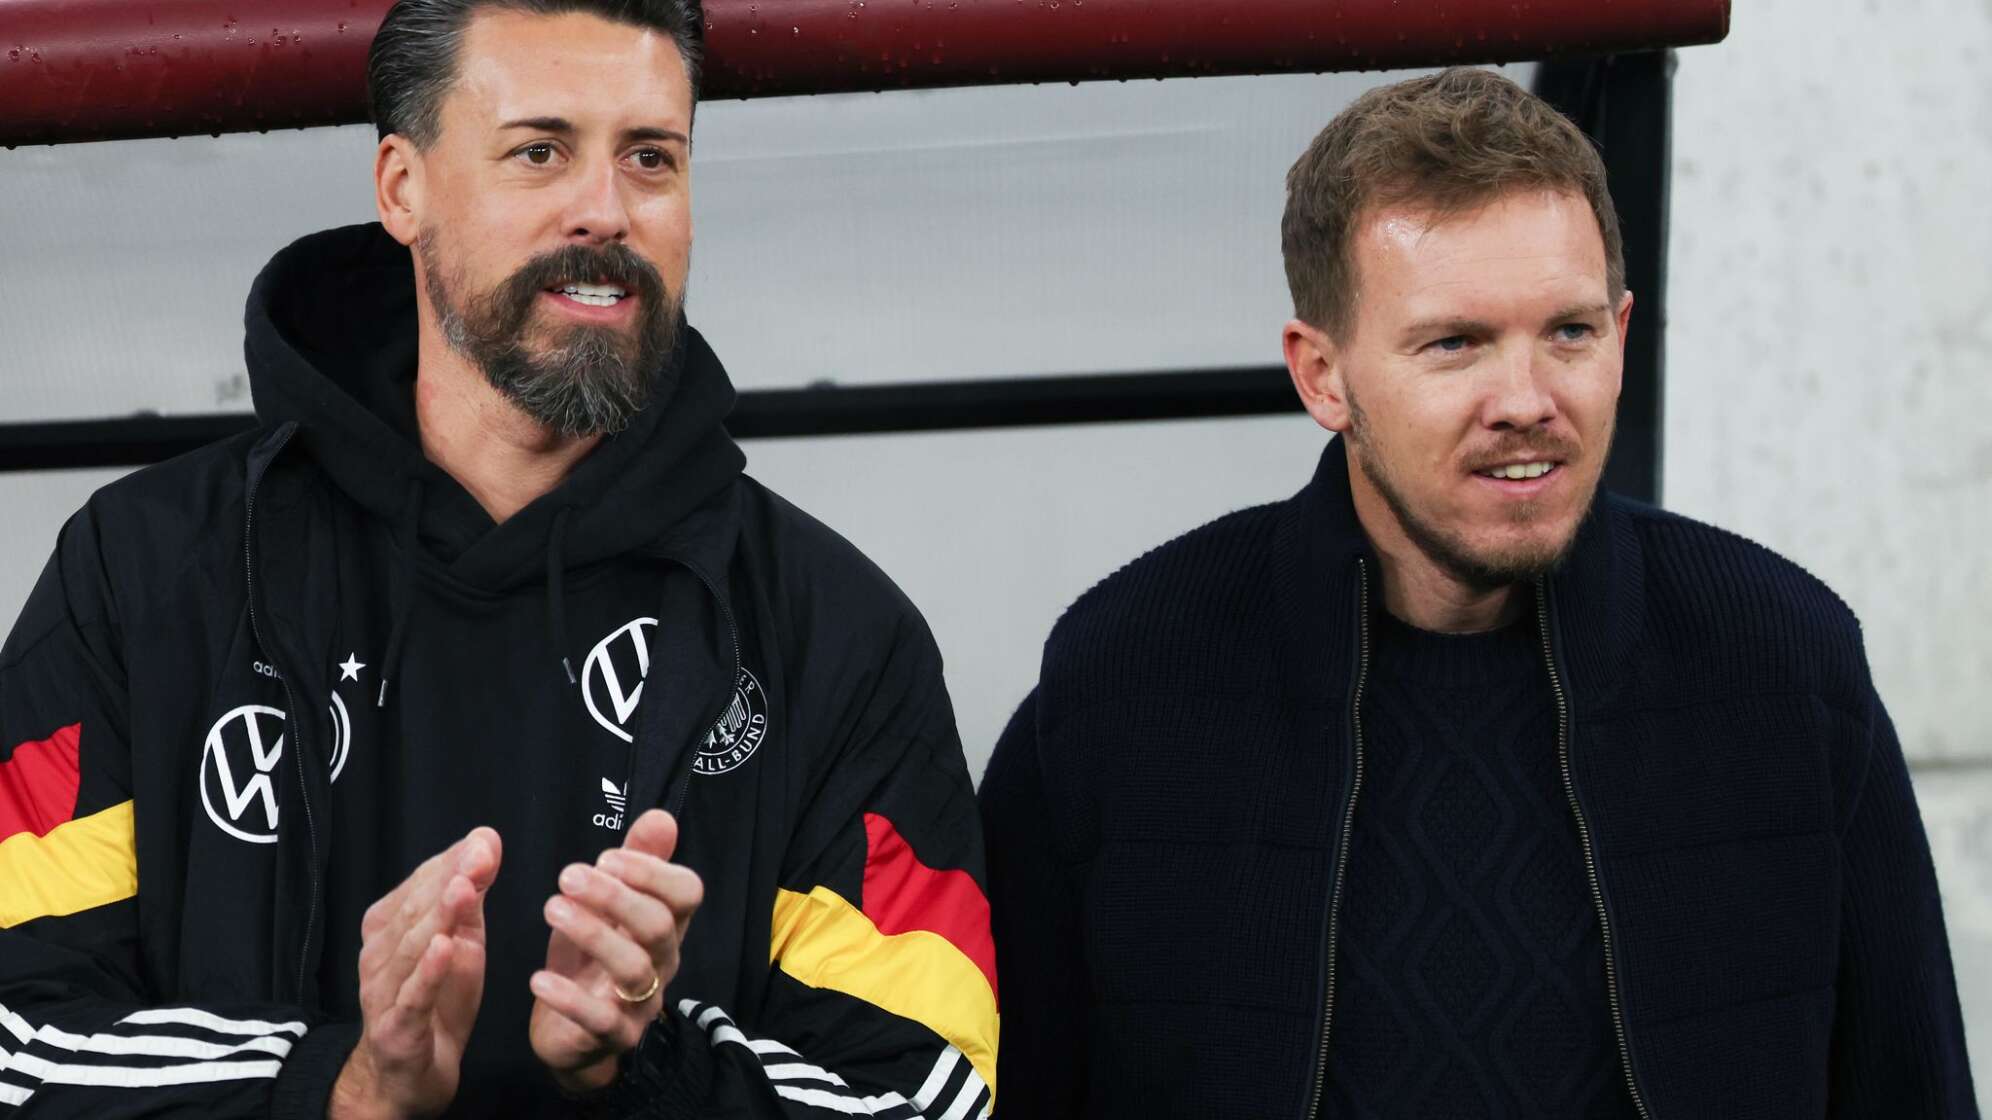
[0,224,997,1119]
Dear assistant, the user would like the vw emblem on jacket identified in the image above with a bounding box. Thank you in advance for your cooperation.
[695,668,766,776]
[199,693,353,844]
[583,616,658,744]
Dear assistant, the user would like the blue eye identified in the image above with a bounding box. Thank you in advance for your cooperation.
[1432,336,1469,353]
[1555,323,1595,342]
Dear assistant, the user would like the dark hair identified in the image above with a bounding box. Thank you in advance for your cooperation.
[367,0,705,146]
[1281,67,1624,339]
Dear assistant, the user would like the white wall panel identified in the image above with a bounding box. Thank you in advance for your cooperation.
[1666,0,1992,763]
[1,129,379,420]
[1915,767,1992,1098]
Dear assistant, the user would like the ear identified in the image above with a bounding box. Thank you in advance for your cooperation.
[375,134,424,247]
[1613,288,1635,358]
[1283,317,1353,434]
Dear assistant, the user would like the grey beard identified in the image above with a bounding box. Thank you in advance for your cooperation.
[422,235,681,439]
[441,308,674,439]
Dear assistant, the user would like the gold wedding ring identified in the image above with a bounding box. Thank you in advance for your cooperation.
[614,972,661,1004]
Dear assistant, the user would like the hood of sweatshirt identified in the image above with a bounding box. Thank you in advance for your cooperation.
[243,221,746,594]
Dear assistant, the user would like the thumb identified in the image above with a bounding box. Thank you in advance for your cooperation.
[622,809,677,862]
[458,826,503,893]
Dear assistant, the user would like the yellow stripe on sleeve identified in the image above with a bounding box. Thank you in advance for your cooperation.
[771,885,999,1101]
[0,800,138,928]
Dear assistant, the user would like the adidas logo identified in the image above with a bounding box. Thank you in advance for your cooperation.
[593,777,626,831]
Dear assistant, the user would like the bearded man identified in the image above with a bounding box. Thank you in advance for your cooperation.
[981,68,1974,1118]
[0,2,996,1117]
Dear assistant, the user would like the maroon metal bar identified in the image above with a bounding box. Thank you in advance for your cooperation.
[0,0,1728,146]
[1,0,398,143]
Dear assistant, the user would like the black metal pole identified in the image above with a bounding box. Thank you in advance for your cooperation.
[1536,51,1674,506]
[0,366,1301,472]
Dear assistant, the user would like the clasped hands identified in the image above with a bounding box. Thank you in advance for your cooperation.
[329,809,704,1118]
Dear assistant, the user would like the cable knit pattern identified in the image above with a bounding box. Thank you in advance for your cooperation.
[981,439,1975,1120]
[1326,607,1635,1119]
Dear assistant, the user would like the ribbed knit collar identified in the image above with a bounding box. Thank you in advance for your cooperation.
[1275,438,1644,715]
[1371,600,1542,688]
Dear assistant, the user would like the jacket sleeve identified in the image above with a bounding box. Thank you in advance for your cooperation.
[978,689,1088,1118]
[587,612,997,1119]
[0,511,352,1119]
[1827,688,1978,1116]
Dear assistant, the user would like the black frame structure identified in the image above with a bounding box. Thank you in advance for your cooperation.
[1535,52,1673,504]
[0,54,1672,503]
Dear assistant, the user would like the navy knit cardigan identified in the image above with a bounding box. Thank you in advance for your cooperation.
[981,439,1976,1119]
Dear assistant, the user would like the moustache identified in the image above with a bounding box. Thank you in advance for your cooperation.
[492,243,668,327]
[1460,434,1581,474]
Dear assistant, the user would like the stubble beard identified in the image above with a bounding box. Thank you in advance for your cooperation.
[1346,388,1609,593]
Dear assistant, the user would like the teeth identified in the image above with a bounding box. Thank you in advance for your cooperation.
[555,282,627,306]
[1482,461,1555,480]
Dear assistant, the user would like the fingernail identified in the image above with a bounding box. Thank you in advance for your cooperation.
[559,865,587,892]
[548,898,572,922]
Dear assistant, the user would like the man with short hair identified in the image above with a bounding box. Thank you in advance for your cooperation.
[982,67,1975,1118]
[0,2,996,1116]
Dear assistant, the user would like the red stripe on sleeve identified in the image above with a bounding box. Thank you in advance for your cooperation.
[1,723,84,842]
[860,812,998,1001]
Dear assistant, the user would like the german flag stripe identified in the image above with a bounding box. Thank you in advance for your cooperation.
[1,724,83,842]
[858,814,998,1001]
[0,801,138,929]
[770,885,999,1103]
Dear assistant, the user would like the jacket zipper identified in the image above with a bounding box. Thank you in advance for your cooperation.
[1304,558,1371,1120]
[662,558,742,820]
[243,426,322,999]
[1535,577,1653,1120]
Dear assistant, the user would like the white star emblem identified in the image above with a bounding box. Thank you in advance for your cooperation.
[338,653,366,683]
